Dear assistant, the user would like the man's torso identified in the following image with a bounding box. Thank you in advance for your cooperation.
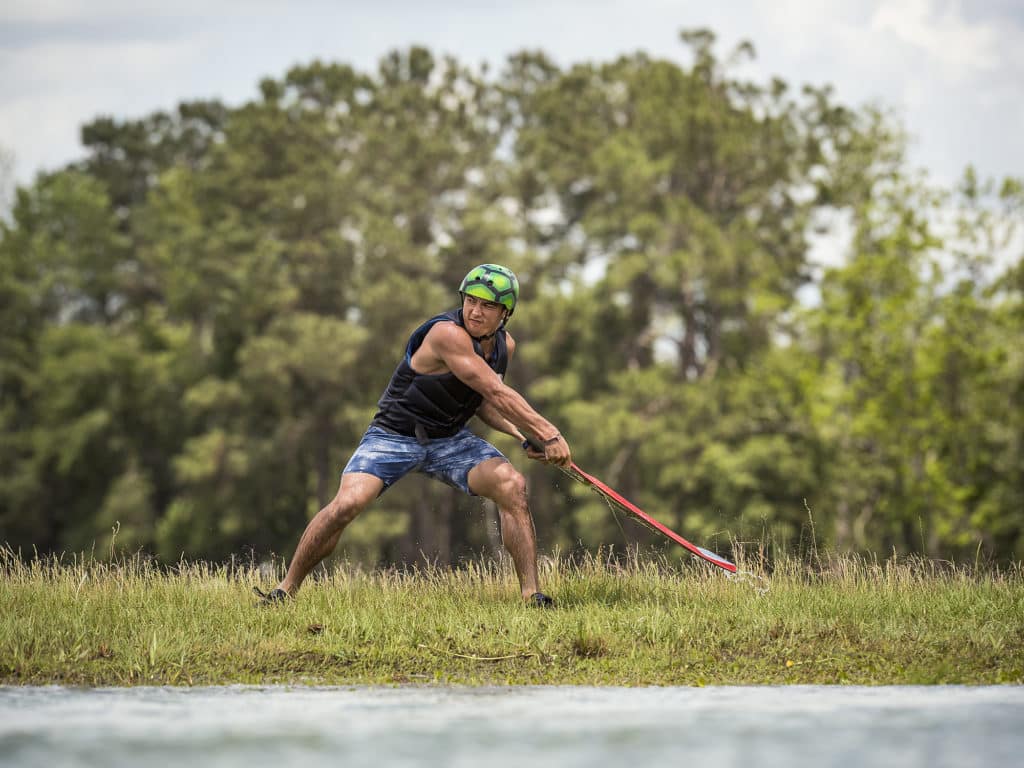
[370,310,508,440]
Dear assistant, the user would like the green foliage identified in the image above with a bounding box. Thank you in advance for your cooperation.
[0,32,1021,566]
[804,175,1024,559]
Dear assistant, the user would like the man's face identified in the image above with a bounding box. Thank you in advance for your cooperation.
[462,293,508,337]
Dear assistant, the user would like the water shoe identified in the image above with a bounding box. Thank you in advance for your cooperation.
[528,592,555,608]
[253,586,290,605]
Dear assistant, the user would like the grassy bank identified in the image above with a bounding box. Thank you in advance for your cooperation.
[2,547,1022,686]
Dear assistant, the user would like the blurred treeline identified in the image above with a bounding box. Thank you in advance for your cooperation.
[2,31,1022,567]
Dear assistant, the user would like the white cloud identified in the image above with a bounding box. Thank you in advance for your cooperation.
[0,0,1022,189]
[870,0,1000,81]
[4,0,227,22]
[0,36,207,181]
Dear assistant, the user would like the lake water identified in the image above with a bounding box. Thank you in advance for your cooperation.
[2,684,1022,767]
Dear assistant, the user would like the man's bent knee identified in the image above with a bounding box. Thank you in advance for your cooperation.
[325,472,382,526]
[472,460,528,508]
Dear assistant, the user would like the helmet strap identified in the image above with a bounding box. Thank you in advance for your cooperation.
[468,315,507,342]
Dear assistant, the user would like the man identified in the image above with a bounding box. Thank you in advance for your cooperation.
[255,264,571,607]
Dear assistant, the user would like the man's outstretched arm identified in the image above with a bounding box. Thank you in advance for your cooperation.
[476,400,526,442]
[425,323,571,465]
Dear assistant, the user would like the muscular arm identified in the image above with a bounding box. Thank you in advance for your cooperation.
[414,322,569,464]
[476,400,526,442]
[473,336,527,442]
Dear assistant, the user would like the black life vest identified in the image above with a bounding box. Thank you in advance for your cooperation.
[371,309,509,440]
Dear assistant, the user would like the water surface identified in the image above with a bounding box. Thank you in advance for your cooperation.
[2,684,1021,767]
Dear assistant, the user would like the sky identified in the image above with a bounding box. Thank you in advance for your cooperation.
[2,0,1023,195]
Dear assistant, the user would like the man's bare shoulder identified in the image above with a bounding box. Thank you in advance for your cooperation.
[412,320,472,373]
[423,320,471,351]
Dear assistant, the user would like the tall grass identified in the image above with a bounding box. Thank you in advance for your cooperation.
[2,544,1021,686]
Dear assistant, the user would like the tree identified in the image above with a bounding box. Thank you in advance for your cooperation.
[2,38,1020,567]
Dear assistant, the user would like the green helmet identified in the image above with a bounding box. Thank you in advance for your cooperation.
[459,264,520,317]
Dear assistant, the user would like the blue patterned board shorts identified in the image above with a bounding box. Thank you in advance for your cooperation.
[343,426,507,496]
